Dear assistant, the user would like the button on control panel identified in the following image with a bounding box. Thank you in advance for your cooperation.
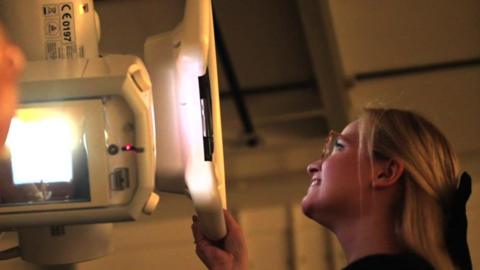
[110,168,130,191]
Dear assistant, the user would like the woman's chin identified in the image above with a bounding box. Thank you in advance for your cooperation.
[301,196,316,219]
[301,195,331,223]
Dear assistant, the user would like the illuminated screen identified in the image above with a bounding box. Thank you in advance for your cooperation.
[7,115,74,184]
[0,105,92,205]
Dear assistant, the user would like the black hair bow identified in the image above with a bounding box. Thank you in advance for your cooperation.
[445,172,472,270]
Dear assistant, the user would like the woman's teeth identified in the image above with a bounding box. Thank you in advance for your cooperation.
[310,178,321,186]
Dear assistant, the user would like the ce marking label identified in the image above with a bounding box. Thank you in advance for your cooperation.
[60,3,75,44]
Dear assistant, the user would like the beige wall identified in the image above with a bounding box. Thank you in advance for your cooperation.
[348,67,480,154]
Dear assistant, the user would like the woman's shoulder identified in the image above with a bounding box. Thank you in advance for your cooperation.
[343,253,434,270]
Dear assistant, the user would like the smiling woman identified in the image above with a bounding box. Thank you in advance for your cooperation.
[192,108,472,270]
[0,23,24,148]
[302,108,468,270]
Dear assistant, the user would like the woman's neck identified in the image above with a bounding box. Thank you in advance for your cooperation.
[332,213,404,264]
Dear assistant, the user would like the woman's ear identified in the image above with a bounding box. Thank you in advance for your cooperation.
[372,158,404,188]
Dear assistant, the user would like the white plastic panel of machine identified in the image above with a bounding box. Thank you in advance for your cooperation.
[0,0,100,61]
[0,0,159,265]
[0,97,138,210]
[145,0,227,240]
[0,55,156,228]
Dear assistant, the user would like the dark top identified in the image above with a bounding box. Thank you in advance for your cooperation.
[343,253,434,270]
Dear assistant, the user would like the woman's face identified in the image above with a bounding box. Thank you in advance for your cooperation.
[301,120,374,227]
[0,25,24,148]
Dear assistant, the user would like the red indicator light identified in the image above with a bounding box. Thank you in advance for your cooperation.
[121,144,144,153]
[122,144,134,151]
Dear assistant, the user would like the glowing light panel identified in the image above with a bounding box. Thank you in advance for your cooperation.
[6,109,75,184]
[177,68,216,203]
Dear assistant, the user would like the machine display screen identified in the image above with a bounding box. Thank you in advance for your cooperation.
[0,106,91,205]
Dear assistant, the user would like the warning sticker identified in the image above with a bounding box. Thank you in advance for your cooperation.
[43,5,58,16]
[43,2,82,60]
[45,20,60,37]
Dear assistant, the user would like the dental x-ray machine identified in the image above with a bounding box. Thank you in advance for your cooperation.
[0,0,226,265]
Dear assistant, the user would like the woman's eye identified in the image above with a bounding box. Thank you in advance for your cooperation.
[333,141,344,151]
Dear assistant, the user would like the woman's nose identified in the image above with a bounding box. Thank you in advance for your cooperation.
[307,160,321,175]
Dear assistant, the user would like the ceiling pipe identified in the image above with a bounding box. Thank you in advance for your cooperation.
[212,8,259,147]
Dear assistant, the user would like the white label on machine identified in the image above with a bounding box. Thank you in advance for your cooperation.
[42,2,84,60]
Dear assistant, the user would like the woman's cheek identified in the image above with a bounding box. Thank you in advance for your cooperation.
[322,153,360,194]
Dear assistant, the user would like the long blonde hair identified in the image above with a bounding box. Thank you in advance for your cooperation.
[359,108,459,270]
